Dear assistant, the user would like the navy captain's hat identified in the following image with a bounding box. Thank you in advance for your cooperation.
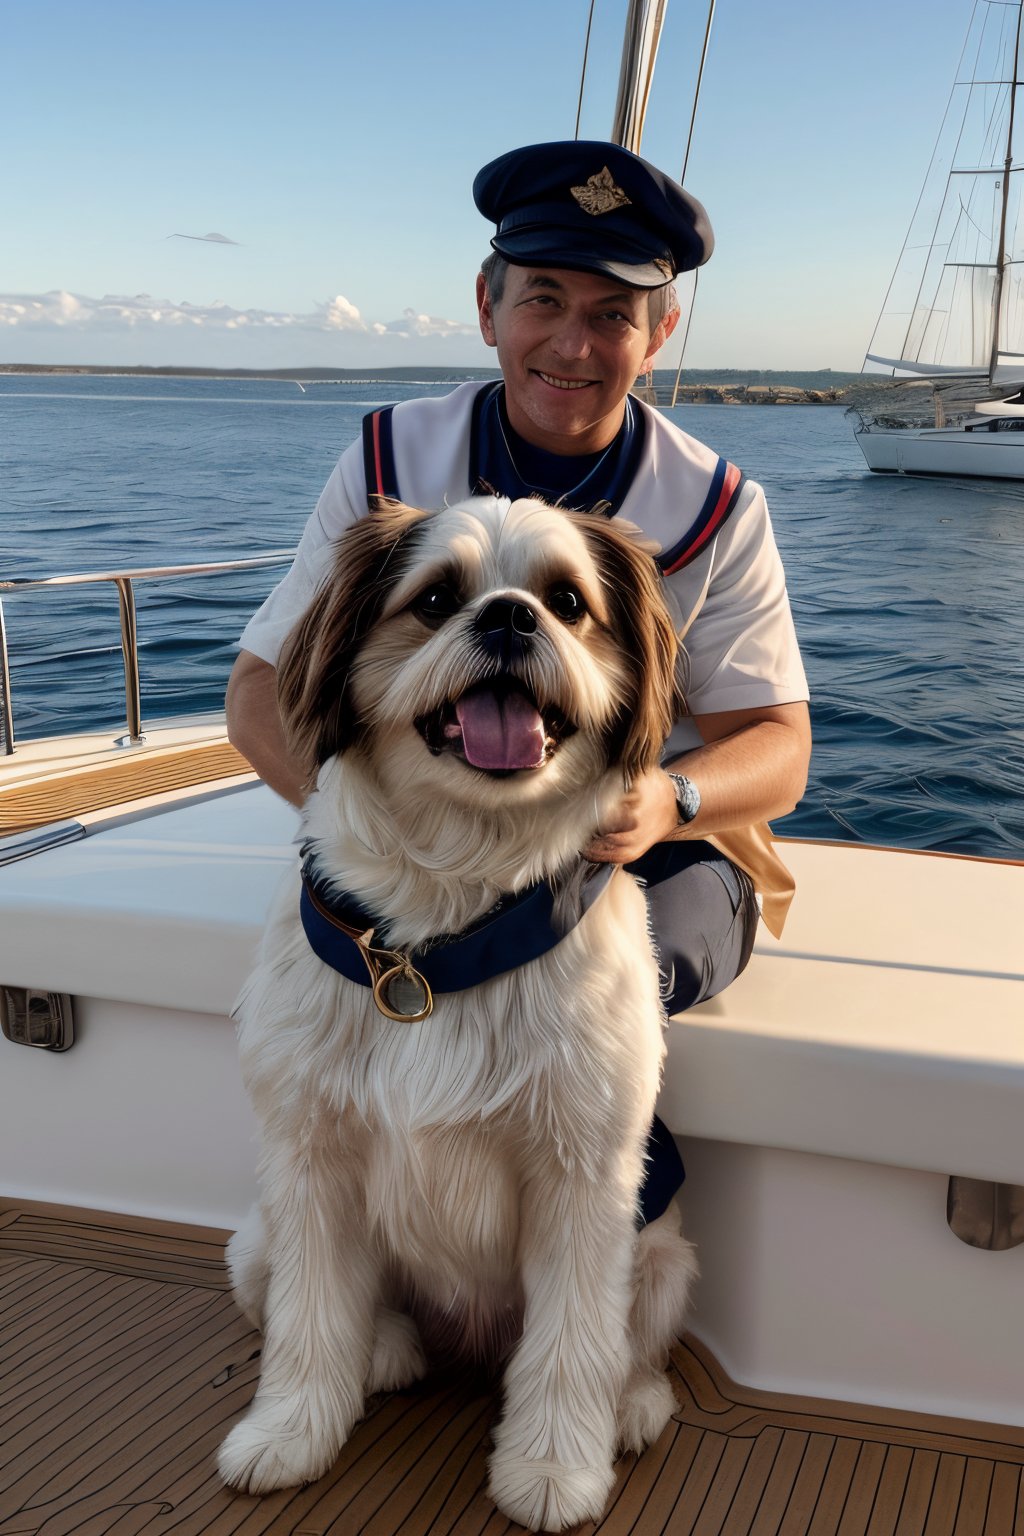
[473,140,713,288]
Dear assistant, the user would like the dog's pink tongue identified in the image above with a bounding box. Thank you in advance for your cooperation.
[454,686,546,770]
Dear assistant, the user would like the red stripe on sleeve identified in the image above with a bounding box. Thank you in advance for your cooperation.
[662,462,743,575]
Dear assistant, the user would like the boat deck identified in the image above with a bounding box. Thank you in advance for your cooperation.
[0,719,255,838]
[2,1201,1022,1536]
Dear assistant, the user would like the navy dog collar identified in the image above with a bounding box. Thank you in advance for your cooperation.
[300,855,615,1019]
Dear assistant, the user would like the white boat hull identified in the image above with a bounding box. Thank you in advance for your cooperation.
[854,421,1024,477]
[0,782,1022,1424]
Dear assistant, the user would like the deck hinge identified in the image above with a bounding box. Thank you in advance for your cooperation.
[0,986,75,1051]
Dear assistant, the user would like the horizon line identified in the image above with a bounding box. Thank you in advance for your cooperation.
[0,362,859,379]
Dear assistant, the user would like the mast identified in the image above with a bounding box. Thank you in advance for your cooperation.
[611,0,667,153]
[611,0,668,407]
[988,0,1024,384]
[860,1,1024,383]
[608,0,717,409]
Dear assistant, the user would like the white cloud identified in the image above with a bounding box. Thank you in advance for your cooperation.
[0,291,222,329]
[378,307,477,339]
[0,289,475,341]
[320,294,367,331]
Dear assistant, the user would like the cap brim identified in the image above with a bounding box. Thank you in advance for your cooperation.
[492,230,677,289]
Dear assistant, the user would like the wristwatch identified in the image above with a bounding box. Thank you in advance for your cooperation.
[667,771,701,826]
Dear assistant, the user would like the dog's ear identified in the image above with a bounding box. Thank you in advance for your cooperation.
[575,516,681,784]
[278,498,431,776]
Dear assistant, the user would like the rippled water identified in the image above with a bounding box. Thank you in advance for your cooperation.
[2,375,1022,857]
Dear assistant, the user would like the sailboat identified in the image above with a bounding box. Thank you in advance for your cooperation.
[1,3,1022,1533]
[853,0,1024,476]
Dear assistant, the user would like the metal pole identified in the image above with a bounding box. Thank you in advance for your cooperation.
[0,598,14,755]
[115,577,143,744]
[611,0,667,152]
[989,1,1024,383]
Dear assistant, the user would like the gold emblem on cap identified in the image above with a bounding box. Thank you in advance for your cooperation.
[570,167,632,216]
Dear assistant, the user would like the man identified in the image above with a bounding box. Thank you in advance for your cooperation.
[226,141,810,1214]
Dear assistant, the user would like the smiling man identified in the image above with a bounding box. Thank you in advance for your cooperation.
[226,141,810,1223]
[478,266,667,454]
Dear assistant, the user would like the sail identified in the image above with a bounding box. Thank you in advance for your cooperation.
[864,0,1024,384]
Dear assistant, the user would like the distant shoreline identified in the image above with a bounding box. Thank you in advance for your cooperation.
[0,361,859,403]
[0,362,501,384]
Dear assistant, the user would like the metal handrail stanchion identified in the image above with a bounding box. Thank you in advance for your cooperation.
[0,599,14,756]
[115,578,143,745]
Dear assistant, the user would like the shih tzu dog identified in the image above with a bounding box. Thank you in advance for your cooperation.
[218,494,697,1532]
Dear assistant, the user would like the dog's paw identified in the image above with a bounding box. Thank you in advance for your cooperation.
[487,1451,614,1532]
[218,1399,339,1494]
[617,1367,677,1455]
[365,1308,428,1394]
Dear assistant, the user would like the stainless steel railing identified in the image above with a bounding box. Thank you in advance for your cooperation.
[0,553,294,755]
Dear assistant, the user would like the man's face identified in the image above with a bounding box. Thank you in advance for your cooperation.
[476,265,674,456]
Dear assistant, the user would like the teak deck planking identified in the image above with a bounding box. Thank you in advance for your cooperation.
[1,1201,1022,1536]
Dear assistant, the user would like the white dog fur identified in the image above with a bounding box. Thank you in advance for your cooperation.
[218,495,698,1532]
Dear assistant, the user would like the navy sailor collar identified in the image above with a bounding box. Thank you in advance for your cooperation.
[469,381,646,516]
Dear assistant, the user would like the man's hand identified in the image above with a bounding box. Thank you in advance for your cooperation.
[582,702,812,865]
[584,770,679,865]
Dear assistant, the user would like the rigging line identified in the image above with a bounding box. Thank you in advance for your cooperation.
[957,192,993,241]
[977,78,1009,177]
[940,8,1007,263]
[681,0,716,184]
[973,9,1015,166]
[670,0,716,407]
[670,270,700,407]
[574,0,597,139]
[866,0,986,372]
[912,6,994,361]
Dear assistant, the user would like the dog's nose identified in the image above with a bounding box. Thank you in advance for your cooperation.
[475,597,538,666]
[476,598,538,638]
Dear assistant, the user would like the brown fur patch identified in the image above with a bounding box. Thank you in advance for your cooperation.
[570,514,681,783]
[277,497,432,776]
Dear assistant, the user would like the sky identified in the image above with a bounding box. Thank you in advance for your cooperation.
[0,0,980,373]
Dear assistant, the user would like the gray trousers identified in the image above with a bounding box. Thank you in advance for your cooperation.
[629,840,759,1222]
[631,839,759,1013]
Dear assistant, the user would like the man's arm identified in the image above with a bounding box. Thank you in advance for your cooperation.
[584,700,811,864]
[226,643,811,846]
[226,651,308,808]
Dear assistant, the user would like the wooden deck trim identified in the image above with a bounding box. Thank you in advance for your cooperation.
[0,738,254,834]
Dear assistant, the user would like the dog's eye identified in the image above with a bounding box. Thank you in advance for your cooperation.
[548,584,586,624]
[412,582,462,627]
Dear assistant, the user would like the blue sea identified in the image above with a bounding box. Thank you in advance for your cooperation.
[2,373,1022,858]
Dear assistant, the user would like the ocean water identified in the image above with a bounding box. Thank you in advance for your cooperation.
[2,374,1022,858]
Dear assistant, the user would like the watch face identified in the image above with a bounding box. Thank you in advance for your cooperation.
[672,773,700,824]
